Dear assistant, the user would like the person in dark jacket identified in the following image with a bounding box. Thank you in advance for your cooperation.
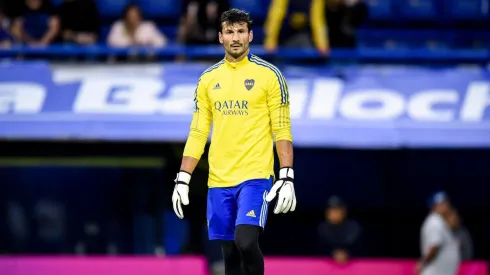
[446,208,473,261]
[317,196,362,264]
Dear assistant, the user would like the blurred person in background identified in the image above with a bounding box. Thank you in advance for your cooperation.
[107,3,167,48]
[57,0,99,45]
[325,0,368,49]
[446,208,473,261]
[0,9,14,47]
[317,196,362,264]
[263,0,328,56]
[417,192,460,275]
[178,0,229,45]
[10,0,60,46]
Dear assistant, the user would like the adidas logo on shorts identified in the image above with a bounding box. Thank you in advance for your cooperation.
[246,210,256,218]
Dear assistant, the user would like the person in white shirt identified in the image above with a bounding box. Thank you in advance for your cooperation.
[107,3,167,48]
[418,191,461,275]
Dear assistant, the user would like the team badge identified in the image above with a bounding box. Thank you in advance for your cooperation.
[244,79,255,91]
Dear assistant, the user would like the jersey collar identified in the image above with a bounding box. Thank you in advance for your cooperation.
[224,52,252,70]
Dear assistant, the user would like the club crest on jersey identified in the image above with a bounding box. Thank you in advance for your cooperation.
[244,79,255,91]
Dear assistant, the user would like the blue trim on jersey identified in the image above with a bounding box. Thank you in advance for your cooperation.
[202,60,225,76]
[249,55,288,105]
[193,86,198,112]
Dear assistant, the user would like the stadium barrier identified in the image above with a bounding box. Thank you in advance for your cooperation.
[0,256,487,275]
[0,44,489,61]
[1,61,489,148]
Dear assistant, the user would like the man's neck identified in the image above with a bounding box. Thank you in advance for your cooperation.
[225,49,249,63]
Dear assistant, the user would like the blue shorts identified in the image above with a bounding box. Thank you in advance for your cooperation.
[207,177,273,240]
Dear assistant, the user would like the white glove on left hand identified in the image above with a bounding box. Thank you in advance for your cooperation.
[172,171,191,219]
[266,167,297,214]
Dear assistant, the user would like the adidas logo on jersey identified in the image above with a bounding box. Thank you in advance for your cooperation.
[246,210,256,218]
[213,83,221,90]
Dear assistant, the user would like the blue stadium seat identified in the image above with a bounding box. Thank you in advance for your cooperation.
[49,0,63,6]
[443,0,489,20]
[160,26,178,41]
[396,0,439,19]
[358,29,454,49]
[98,0,129,19]
[365,0,393,20]
[100,25,111,43]
[135,0,181,19]
[231,0,271,21]
[453,30,490,48]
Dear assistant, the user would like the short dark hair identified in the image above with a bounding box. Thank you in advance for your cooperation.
[220,8,252,32]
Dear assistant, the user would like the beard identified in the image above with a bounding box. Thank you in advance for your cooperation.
[225,44,248,58]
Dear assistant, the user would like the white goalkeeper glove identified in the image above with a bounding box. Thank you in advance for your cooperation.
[172,171,191,219]
[266,167,297,214]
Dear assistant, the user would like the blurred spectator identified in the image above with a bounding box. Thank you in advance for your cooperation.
[264,0,328,55]
[325,0,368,48]
[177,0,229,45]
[10,0,60,46]
[57,0,99,45]
[317,196,362,264]
[0,9,14,47]
[446,208,473,261]
[107,3,167,48]
[418,192,460,275]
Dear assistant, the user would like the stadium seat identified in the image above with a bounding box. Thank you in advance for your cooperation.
[365,0,393,20]
[99,25,111,43]
[231,0,271,22]
[395,0,439,19]
[135,0,182,19]
[159,26,178,41]
[443,0,489,20]
[98,0,130,19]
[49,0,63,6]
[453,30,490,48]
[358,29,454,49]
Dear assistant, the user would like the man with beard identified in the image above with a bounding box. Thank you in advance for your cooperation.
[171,8,297,275]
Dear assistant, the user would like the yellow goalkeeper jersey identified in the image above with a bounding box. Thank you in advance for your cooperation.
[183,53,292,188]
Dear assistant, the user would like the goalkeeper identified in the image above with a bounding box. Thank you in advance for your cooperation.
[172,8,296,275]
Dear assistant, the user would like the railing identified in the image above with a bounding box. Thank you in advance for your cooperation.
[0,44,489,62]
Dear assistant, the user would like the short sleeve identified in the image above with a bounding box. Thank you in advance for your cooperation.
[425,218,445,247]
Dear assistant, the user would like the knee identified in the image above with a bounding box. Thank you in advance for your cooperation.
[235,236,256,254]
[235,226,259,253]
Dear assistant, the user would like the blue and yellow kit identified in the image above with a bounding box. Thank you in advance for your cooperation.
[183,53,292,188]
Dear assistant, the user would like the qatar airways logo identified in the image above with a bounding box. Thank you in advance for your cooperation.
[214,100,249,116]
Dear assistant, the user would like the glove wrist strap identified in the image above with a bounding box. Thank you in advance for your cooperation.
[176,171,191,184]
[279,167,294,181]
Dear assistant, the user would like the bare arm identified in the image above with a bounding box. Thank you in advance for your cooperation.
[180,156,199,174]
[422,246,440,265]
[276,140,293,168]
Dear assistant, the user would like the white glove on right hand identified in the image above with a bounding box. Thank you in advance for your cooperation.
[266,167,297,214]
[172,171,191,219]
